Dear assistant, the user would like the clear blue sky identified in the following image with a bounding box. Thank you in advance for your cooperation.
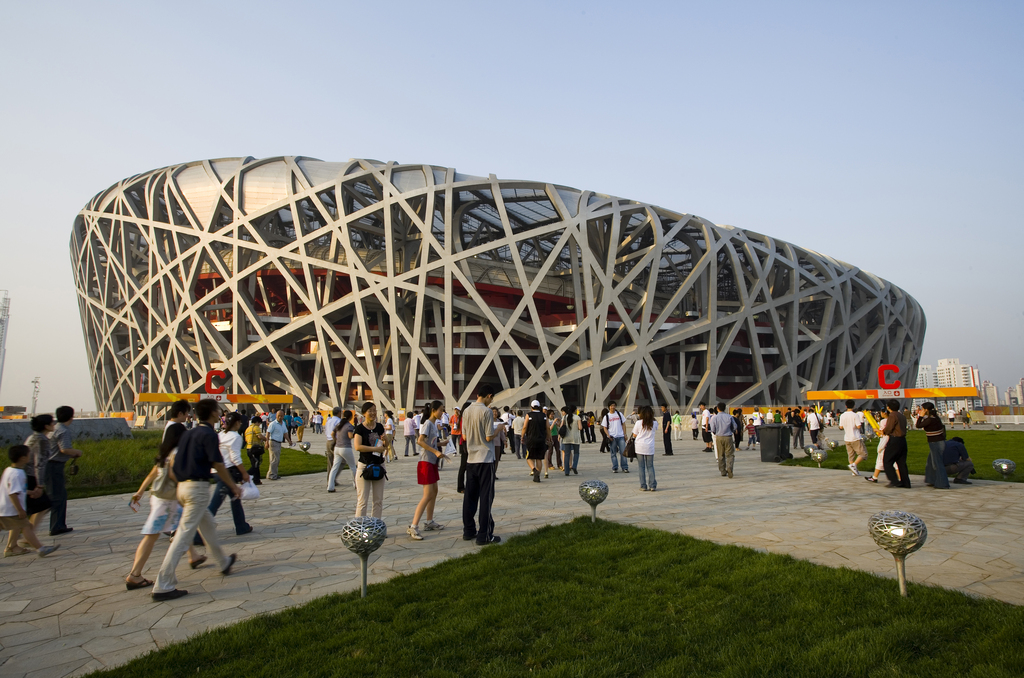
[1,1,1021,412]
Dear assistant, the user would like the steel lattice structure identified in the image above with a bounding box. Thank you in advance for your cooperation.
[71,156,925,413]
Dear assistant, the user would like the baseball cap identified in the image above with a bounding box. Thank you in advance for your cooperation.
[531,400,541,408]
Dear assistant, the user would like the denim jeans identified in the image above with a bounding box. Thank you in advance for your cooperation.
[208,469,249,534]
[609,436,628,471]
[404,435,416,456]
[637,454,656,489]
[562,443,579,475]
[925,440,950,489]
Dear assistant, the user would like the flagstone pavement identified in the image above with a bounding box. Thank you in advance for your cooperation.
[1,434,1021,677]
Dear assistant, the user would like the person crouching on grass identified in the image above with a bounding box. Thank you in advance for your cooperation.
[2,446,60,558]
[408,400,451,540]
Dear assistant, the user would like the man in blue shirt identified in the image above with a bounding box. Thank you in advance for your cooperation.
[264,410,292,481]
[942,436,974,484]
[709,402,738,478]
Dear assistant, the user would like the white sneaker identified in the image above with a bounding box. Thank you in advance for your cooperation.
[423,520,444,531]
[407,525,423,541]
[848,463,860,476]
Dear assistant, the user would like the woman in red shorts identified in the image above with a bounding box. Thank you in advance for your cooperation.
[408,400,449,540]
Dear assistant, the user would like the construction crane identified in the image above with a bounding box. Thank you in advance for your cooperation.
[0,291,9,396]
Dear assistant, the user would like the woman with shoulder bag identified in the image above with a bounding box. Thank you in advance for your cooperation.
[631,406,658,491]
[916,402,949,489]
[124,422,205,590]
[353,402,387,518]
[23,416,54,534]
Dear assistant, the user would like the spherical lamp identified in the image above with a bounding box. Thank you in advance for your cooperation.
[804,445,816,458]
[579,480,609,523]
[993,459,1016,477]
[810,449,828,467]
[340,517,388,597]
[868,510,927,597]
[994,424,1001,429]
[299,442,311,452]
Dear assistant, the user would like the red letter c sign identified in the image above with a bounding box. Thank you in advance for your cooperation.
[878,364,901,389]
[205,369,227,394]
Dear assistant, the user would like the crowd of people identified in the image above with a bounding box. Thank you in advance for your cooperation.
[1,393,979,596]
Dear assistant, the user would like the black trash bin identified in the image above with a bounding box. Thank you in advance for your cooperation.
[758,424,792,462]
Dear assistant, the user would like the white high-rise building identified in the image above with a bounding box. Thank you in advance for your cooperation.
[934,358,980,412]
[915,365,937,388]
[981,380,999,407]
[1006,384,1024,407]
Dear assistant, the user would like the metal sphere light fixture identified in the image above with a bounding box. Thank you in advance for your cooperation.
[804,445,816,458]
[810,449,828,467]
[340,517,388,597]
[994,424,1001,430]
[299,442,311,453]
[868,510,928,597]
[993,459,1016,477]
[579,480,609,523]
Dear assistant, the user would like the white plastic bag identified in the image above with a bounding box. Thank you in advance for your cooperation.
[240,480,260,500]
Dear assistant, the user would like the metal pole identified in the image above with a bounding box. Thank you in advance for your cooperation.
[894,554,908,597]
[360,554,368,598]
[591,504,597,523]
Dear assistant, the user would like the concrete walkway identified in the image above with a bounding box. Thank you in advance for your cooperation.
[1,434,1021,677]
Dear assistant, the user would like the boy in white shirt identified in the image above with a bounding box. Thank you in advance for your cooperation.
[838,400,867,476]
[2,446,60,557]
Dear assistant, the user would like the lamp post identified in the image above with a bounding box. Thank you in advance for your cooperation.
[340,517,387,598]
[578,480,609,523]
[868,510,927,597]
[992,459,1016,477]
[810,449,828,467]
[30,377,39,416]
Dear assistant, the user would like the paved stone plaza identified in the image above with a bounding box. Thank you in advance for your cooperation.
[1,435,1021,677]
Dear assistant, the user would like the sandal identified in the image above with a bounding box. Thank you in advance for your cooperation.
[189,555,208,569]
[125,577,154,590]
[4,547,30,557]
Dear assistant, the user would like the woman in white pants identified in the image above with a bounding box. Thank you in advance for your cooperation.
[354,402,387,518]
[327,410,356,492]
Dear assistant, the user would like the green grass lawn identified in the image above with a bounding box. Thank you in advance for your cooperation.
[1,431,328,499]
[782,429,1023,483]
[94,518,1023,678]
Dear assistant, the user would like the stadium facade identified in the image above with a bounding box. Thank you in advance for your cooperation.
[71,156,925,413]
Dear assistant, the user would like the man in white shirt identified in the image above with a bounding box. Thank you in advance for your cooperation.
[806,407,822,449]
[838,400,867,476]
[324,408,341,470]
[264,410,291,480]
[600,401,629,473]
[511,410,525,459]
[699,403,714,454]
[403,412,417,457]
